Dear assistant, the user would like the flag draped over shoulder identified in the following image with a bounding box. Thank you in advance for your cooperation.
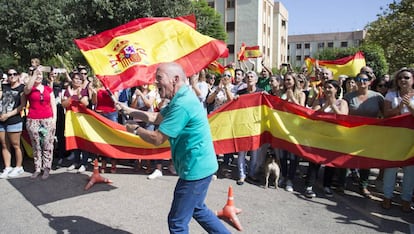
[65,102,171,160]
[74,15,228,92]
[66,94,414,168]
[305,51,366,79]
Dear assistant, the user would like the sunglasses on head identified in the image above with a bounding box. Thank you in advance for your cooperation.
[355,77,369,82]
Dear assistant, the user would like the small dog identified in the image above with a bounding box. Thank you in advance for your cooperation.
[264,153,280,189]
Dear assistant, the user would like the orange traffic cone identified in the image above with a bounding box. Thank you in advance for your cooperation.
[216,186,243,231]
[84,159,112,190]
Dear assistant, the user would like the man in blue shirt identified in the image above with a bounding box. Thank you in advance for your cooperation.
[119,62,229,234]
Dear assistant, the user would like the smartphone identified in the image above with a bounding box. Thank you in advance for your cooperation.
[39,66,52,73]
[54,68,67,73]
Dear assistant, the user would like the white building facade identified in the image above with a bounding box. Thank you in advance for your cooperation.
[206,0,288,71]
[287,30,366,68]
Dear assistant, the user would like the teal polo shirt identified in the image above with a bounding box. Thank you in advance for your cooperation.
[159,85,218,180]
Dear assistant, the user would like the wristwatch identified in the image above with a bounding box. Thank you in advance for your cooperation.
[133,125,140,135]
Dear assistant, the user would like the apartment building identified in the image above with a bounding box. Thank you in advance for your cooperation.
[287,30,366,68]
[206,0,288,71]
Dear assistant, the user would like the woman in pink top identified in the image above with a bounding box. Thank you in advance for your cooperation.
[24,66,57,180]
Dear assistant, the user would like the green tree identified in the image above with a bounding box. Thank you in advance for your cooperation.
[191,0,226,41]
[0,0,226,70]
[365,0,414,72]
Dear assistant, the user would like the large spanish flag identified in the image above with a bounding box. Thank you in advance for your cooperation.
[65,94,414,168]
[74,15,228,92]
[305,51,366,79]
[65,102,171,160]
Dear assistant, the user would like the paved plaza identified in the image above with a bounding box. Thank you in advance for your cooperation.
[0,159,413,233]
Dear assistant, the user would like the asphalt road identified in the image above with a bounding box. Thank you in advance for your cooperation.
[0,159,413,234]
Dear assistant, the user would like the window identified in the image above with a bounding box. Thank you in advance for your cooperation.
[226,22,235,31]
[227,44,234,54]
[207,2,215,8]
[227,0,235,8]
[287,44,290,50]
[281,20,286,27]
[287,55,290,61]
[304,43,310,49]
[318,42,324,48]
[296,44,302,49]
[341,41,348,47]
[327,42,334,48]
[296,55,301,61]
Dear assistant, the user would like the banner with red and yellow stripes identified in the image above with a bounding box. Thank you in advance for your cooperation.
[305,51,366,79]
[65,103,171,160]
[74,15,228,92]
[65,94,414,168]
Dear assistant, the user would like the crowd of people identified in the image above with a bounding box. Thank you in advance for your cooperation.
[0,58,413,215]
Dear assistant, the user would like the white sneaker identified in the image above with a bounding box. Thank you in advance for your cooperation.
[285,180,294,192]
[0,167,13,179]
[8,167,24,178]
[147,169,163,180]
[67,164,76,171]
[77,165,86,173]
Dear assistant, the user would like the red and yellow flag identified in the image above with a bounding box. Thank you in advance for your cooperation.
[65,102,171,160]
[237,43,262,61]
[207,60,225,74]
[65,94,414,168]
[209,93,414,168]
[305,51,366,79]
[74,15,228,92]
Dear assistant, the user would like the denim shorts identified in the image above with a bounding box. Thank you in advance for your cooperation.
[0,122,23,133]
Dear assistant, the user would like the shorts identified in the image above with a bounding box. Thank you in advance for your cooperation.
[0,122,23,133]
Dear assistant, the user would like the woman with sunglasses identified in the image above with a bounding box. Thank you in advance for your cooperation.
[382,68,414,212]
[24,66,57,180]
[206,70,234,112]
[61,71,90,173]
[0,69,26,178]
[343,71,384,197]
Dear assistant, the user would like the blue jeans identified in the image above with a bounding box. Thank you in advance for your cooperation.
[280,150,298,181]
[168,175,230,234]
[237,150,259,179]
[383,166,414,201]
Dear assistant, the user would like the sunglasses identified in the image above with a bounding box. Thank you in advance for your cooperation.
[8,72,18,77]
[398,76,412,80]
[298,80,304,83]
[81,72,88,75]
[40,93,44,102]
[355,77,369,82]
[223,74,231,78]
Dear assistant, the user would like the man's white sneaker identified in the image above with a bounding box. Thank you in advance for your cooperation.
[78,165,86,173]
[67,164,76,171]
[147,169,163,180]
[8,167,24,178]
[285,180,294,192]
[0,167,13,179]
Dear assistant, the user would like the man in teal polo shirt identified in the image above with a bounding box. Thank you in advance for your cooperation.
[119,62,230,234]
